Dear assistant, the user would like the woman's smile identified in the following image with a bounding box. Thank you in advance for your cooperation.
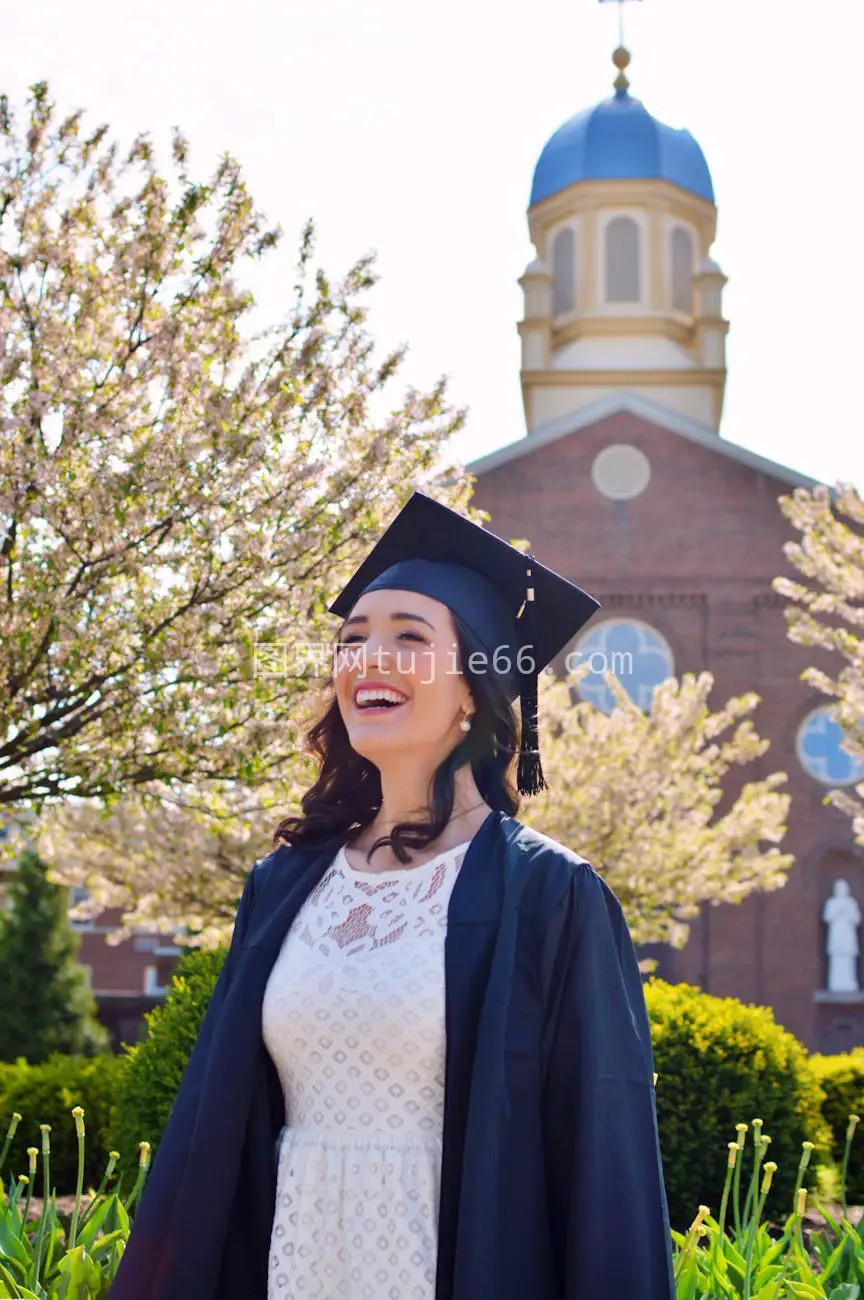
[352,680,411,719]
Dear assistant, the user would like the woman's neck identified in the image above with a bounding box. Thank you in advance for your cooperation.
[348,766,492,869]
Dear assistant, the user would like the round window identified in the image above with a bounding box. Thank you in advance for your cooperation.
[591,444,651,501]
[570,618,674,713]
[796,706,864,786]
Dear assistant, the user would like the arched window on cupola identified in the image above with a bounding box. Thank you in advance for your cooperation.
[671,226,695,313]
[605,216,640,303]
[551,227,576,316]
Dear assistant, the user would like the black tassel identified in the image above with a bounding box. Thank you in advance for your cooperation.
[516,560,548,797]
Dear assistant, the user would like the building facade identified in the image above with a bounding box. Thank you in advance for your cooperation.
[469,48,864,1054]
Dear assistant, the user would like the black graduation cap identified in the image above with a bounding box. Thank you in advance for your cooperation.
[328,492,600,795]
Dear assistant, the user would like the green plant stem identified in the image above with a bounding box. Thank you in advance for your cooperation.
[124,1162,149,1215]
[732,1144,745,1239]
[33,1145,51,1281]
[711,1159,736,1274]
[67,1127,85,1250]
[742,1186,769,1300]
[840,1126,857,1219]
[0,1121,18,1174]
[742,1139,765,1232]
[77,1152,120,1233]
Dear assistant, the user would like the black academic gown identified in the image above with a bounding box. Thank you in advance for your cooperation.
[108,809,675,1300]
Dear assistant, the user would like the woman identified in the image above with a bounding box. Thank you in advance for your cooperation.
[108,492,675,1300]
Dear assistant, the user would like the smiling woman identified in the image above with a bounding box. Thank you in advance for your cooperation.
[109,493,675,1300]
[272,585,522,870]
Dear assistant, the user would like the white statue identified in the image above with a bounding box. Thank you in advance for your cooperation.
[823,879,862,992]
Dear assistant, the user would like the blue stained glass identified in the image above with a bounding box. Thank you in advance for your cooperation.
[797,707,864,786]
[571,619,674,713]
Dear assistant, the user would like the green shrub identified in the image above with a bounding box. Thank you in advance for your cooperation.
[110,945,226,1181]
[646,979,830,1230]
[811,1048,864,1204]
[0,1053,127,1194]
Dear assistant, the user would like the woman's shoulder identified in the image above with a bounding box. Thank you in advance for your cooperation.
[499,815,598,916]
[246,838,339,898]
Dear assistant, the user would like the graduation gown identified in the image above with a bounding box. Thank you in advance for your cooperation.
[107,809,675,1300]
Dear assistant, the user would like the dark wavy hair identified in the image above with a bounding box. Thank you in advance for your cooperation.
[272,613,521,865]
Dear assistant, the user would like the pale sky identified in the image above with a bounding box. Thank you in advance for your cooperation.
[1,0,861,486]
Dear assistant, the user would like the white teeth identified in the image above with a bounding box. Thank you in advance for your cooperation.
[355,688,407,707]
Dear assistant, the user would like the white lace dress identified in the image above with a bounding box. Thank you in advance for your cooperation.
[261,838,469,1300]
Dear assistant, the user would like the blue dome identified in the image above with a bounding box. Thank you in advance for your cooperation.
[530,88,714,206]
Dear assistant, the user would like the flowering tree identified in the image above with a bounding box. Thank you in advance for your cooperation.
[522,670,793,950]
[0,82,471,911]
[35,776,311,947]
[772,482,864,837]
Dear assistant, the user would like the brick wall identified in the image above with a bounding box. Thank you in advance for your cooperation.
[472,410,857,1050]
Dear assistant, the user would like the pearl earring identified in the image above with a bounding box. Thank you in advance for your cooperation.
[459,713,473,733]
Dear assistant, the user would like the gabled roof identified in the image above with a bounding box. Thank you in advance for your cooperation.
[466,390,823,490]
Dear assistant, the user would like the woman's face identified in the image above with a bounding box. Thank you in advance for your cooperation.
[334,587,473,766]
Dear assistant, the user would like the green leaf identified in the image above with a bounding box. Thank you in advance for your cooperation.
[752,1280,784,1300]
[75,1196,112,1252]
[54,1244,102,1298]
[0,1214,31,1271]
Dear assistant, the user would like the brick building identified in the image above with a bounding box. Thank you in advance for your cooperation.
[467,48,864,1054]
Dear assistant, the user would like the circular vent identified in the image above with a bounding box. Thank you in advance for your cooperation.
[591,444,651,501]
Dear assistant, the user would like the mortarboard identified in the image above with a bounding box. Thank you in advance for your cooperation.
[328,492,600,795]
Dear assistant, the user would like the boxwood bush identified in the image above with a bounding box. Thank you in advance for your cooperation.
[647,979,830,1229]
[110,945,227,1181]
[811,1047,864,1204]
[0,1052,127,1193]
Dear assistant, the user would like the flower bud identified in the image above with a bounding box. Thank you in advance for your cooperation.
[26,1147,37,1174]
[797,1187,807,1216]
[761,1161,777,1194]
[39,1124,51,1154]
[727,1142,740,1168]
[71,1106,85,1138]
[688,1204,710,1233]
[138,1140,151,1168]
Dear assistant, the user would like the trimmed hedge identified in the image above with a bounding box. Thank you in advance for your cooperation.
[110,945,227,1181]
[811,1048,864,1204]
[647,979,830,1229]
[0,1052,127,1194]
